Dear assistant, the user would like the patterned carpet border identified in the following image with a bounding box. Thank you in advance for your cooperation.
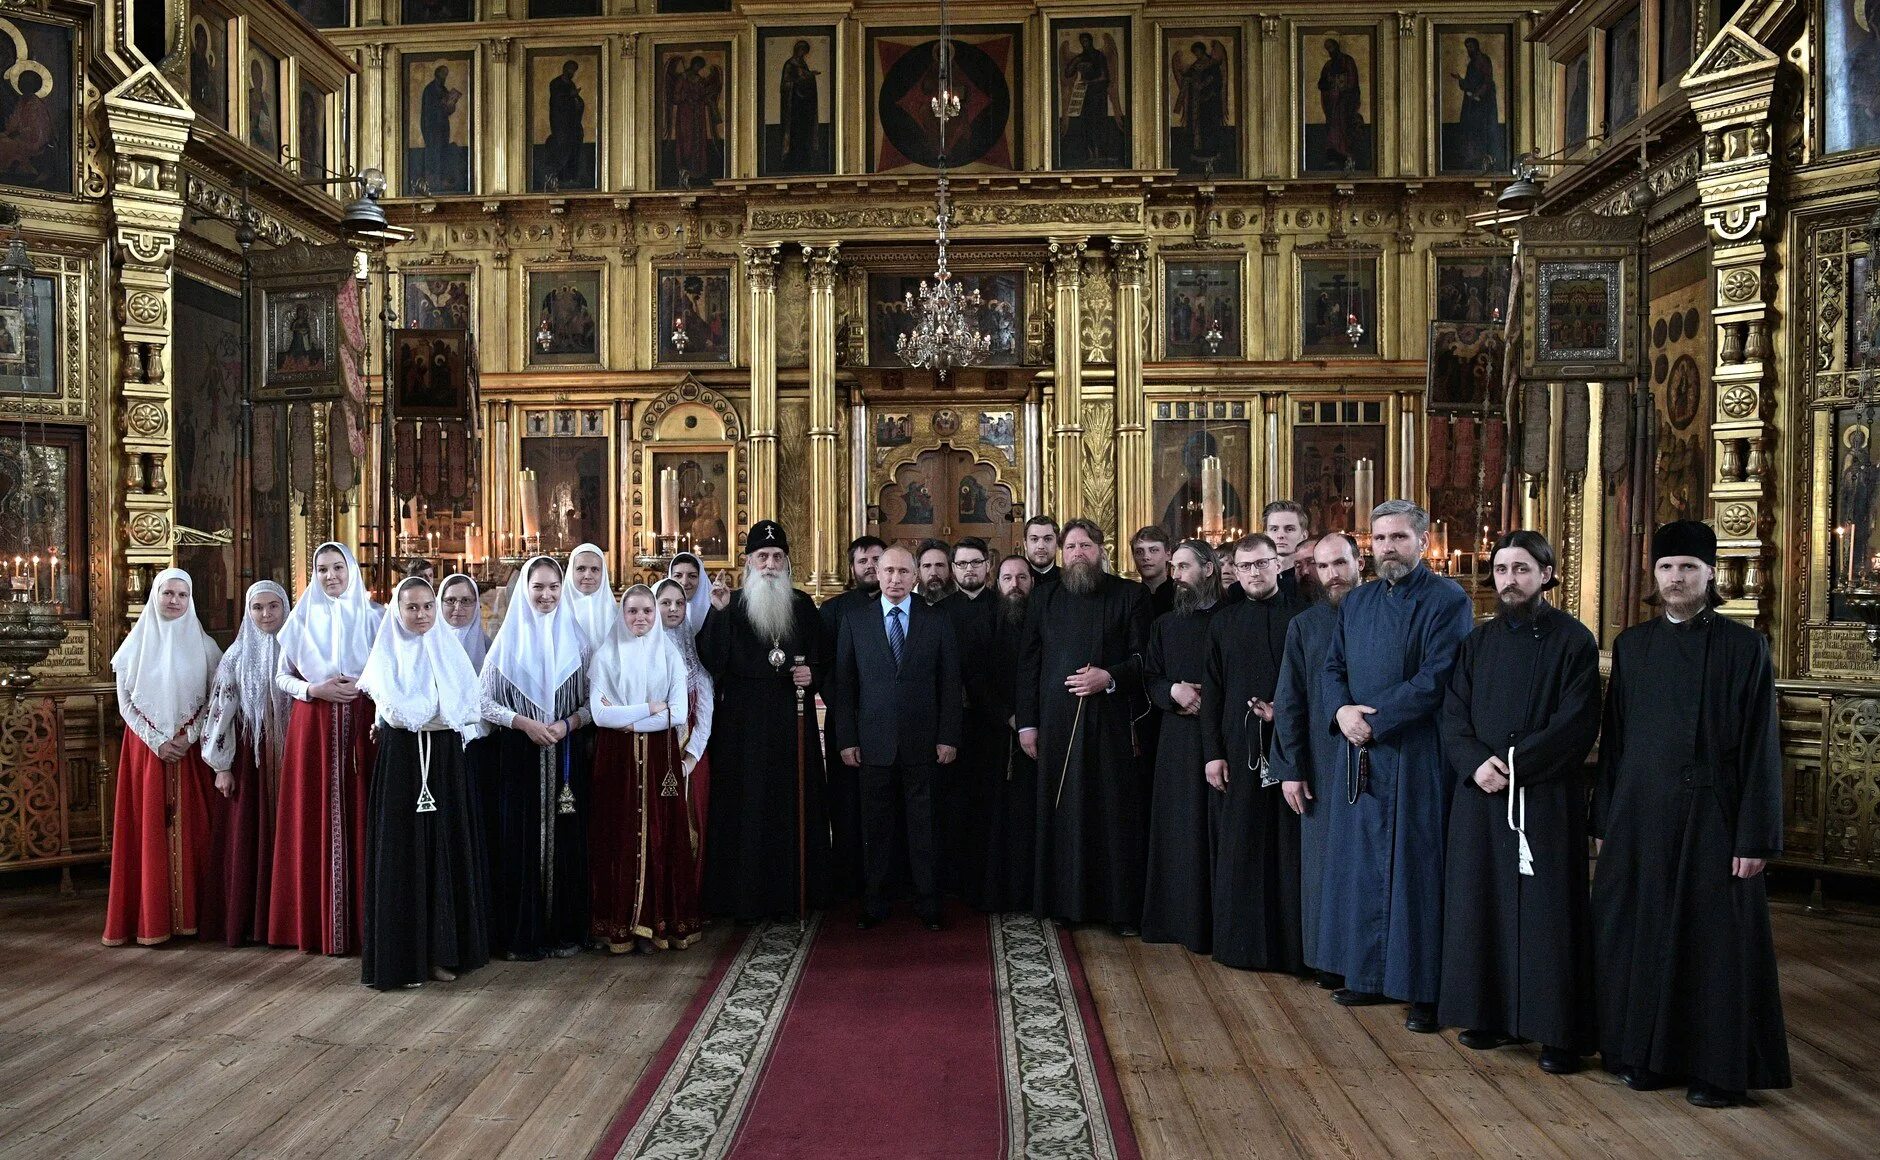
[992,914,1123,1160]
[602,917,820,1160]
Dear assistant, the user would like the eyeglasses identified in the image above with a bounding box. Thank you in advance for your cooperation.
[1239,557,1280,572]
[441,596,477,608]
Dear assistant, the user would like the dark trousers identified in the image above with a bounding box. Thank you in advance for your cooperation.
[861,761,938,919]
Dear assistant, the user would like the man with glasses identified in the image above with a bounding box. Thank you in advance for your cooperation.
[1320,500,1473,1034]
[1199,533,1307,971]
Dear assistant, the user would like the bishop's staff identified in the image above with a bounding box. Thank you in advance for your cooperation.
[793,653,808,925]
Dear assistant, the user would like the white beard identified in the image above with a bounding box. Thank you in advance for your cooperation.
[743,565,797,643]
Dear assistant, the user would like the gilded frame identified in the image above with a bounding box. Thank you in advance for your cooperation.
[515,403,618,557]
[1154,253,1245,360]
[1517,215,1641,381]
[522,262,607,368]
[634,378,747,571]
[0,250,91,421]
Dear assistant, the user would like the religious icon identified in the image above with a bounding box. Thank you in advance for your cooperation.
[761,28,835,177]
[404,272,473,330]
[1426,322,1507,411]
[527,268,602,366]
[1154,423,1249,540]
[1563,51,1590,149]
[1292,400,1388,538]
[1535,264,1620,360]
[529,49,599,192]
[188,12,228,131]
[298,80,327,178]
[1604,9,1641,133]
[978,410,1016,459]
[902,479,936,525]
[0,272,57,396]
[1826,0,1880,154]
[1836,411,1880,592]
[288,0,348,27]
[1658,0,1695,88]
[1053,20,1128,169]
[867,271,1022,365]
[520,436,609,552]
[0,423,84,615]
[267,290,333,377]
[402,0,471,23]
[403,53,472,196]
[657,42,728,189]
[957,474,991,523]
[1434,255,1512,323]
[1299,256,1380,357]
[1435,27,1512,176]
[651,451,731,557]
[1164,28,1238,177]
[247,45,281,159]
[392,328,470,418]
[1163,260,1241,359]
[1300,28,1375,176]
[655,265,731,364]
[876,413,913,449]
[869,25,1022,173]
[172,277,244,630]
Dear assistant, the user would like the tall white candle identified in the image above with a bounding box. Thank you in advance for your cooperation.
[660,468,682,539]
[1200,455,1223,537]
[1353,458,1374,533]
[519,470,542,540]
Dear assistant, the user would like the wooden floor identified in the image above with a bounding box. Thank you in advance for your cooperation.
[2,885,1877,1159]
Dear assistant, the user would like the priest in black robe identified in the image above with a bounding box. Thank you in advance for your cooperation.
[1140,541,1225,952]
[1131,526,1178,618]
[1272,533,1365,988]
[1592,520,1790,1108]
[1017,519,1152,931]
[1437,531,1601,1074]
[1023,515,1062,587]
[979,555,1039,911]
[698,521,832,921]
[940,537,998,902]
[1202,533,1306,972]
[1262,500,1311,601]
[819,535,885,902]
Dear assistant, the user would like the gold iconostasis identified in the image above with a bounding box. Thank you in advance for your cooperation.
[3,0,1880,881]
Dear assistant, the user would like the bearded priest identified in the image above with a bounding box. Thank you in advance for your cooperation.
[697,520,832,921]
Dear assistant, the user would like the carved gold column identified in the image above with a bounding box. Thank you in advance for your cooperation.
[744,242,781,526]
[1049,238,1086,523]
[1111,239,1149,547]
[806,243,842,599]
[105,70,192,622]
[1683,27,1780,630]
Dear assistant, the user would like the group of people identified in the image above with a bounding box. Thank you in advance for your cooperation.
[100,500,1790,1108]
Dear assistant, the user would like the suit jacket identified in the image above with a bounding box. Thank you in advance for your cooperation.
[832,596,963,767]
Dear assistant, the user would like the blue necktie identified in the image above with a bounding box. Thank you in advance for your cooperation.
[887,606,905,669]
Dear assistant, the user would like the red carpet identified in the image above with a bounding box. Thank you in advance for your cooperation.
[594,906,1141,1160]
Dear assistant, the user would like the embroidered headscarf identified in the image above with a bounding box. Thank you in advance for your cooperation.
[202,580,292,767]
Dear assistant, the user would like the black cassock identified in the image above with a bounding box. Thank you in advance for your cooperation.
[1017,572,1152,926]
[1141,605,1221,953]
[819,587,873,901]
[1201,591,1306,972]
[1592,610,1791,1093]
[1436,604,1600,1050]
[977,604,1038,912]
[941,588,1000,904]
[363,727,489,988]
[699,589,832,920]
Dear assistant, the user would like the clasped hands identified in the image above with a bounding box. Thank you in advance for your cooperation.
[517,716,571,747]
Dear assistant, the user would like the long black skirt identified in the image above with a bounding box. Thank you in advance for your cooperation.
[363,728,490,989]
[487,725,591,959]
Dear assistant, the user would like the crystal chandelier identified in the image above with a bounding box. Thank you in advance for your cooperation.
[897,0,990,379]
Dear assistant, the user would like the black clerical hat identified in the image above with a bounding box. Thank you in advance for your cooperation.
[745,519,789,554]
[1651,519,1716,566]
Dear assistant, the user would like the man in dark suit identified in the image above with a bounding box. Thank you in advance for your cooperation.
[832,545,963,930]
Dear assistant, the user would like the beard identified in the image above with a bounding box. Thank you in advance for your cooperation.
[742,565,797,642]
[921,577,951,603]
[1321,578,1353,608]
[1375,556,1413,584]
[1172,579,1214,616]
[999,590,1029,626]
[1062,559,1102,596]
[855,576,880,595]
[1498,587,1545,620]
[1659,586,1707,619]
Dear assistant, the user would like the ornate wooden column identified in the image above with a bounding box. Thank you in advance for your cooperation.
[806,243,842,598]
[1683,25,1782,629]
[744,241,781,525]
[1111,238,1150,547]
[1049,237,1087,523]
[104,68,192,622]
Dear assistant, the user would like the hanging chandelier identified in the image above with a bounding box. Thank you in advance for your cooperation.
[898,0,990,378]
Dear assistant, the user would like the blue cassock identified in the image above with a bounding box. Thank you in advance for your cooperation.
[1268,600,1341,970]
[1318,562,1473,1004]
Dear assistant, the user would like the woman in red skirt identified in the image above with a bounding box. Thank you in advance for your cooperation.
[655,577,714,895]
[104,568,223,946]
[269,541,382,954]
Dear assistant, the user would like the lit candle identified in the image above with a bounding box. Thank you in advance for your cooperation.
[660,468,681,540]
[1837,524,1850,584]
[1353,458,1374,533]
[519,470,542,540]
[1200,455,1223,539]
[48,549,59,604]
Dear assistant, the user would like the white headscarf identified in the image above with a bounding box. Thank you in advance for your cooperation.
[563,543,615,648]
[359,577,484,744]
[203,580,292,767]
[668,551,714,632]
[438,573,489,671]
[589,583,687,729]
[481,555,590,722]
[277,541,381,684]
[113,568,223,750]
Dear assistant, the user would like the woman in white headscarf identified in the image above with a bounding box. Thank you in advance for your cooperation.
[437,574,488,671]
[270,541,383,955]
[479,555,595,959]
[358,577,490,989]
[588,584,693,952]
[666,551,713,633]
[656,577,714,896]
[201,580,292,946]
[563,543,615,649]
[104,569,223,947]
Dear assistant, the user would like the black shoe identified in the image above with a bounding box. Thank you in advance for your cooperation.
[1404,1004,1440,1034]
[1538,1047,1583,1075]
[1686,1083,1744,1109]
[1458,1028,1524,1051]
[1620,1066,1674,1092]
[1314,971,1345,991]
[1113,924,1141,937]
[1332,988,1388,1007]
[857,912,884,930]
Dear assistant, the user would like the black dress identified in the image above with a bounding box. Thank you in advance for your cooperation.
[363,727,490,988]
[1140,605,1221,953]
[485,675,593,960]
